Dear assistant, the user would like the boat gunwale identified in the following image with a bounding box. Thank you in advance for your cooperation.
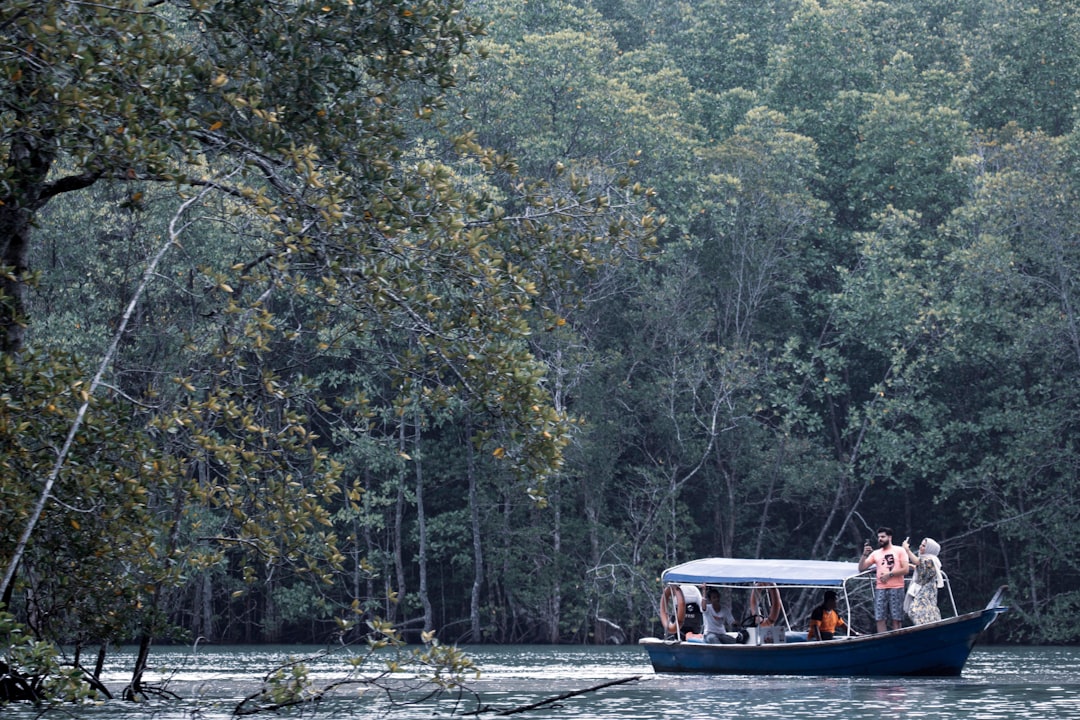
[640,604,1007,676]
[639,605,1006,650]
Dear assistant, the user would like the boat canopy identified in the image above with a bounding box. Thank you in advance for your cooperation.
[662,558,866,587]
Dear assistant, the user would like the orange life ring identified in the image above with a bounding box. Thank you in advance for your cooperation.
[748,584,782,626]
[660,585,686,634]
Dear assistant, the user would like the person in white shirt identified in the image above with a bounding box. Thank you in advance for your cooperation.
[701,587,736,644]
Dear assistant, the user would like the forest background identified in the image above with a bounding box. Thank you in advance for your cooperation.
[2,0,1079,691]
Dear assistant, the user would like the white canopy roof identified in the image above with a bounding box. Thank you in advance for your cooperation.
[662,558,867,586]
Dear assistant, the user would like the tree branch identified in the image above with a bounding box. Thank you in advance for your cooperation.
[37,171,104,206]
[486,676,641,716]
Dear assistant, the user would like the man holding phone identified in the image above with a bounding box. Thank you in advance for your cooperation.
[858,527,909,633]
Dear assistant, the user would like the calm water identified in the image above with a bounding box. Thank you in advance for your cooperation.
[6,644,1080,718]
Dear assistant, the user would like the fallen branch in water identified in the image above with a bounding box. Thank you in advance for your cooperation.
[465,675,642,716]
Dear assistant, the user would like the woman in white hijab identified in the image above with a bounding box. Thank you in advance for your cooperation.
[902,537,944,624]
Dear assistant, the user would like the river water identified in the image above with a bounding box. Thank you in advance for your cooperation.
[6,644,1080,719]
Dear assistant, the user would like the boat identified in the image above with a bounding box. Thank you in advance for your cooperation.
[639,557,1007,677]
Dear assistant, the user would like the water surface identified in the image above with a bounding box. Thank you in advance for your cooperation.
[6,644,1080,718]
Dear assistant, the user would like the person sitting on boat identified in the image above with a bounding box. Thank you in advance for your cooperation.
[701,588,737,643]
[859,526,909,632]
[902,537,944,624]
[807,590,847,640]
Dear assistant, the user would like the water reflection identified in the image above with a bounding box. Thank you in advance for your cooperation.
[5,645,1080,719]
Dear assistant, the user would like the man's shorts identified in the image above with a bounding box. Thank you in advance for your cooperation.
[874,587,905,622]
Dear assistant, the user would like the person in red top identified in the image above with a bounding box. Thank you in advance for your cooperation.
[858,526,909,633]
[807,590,847,640]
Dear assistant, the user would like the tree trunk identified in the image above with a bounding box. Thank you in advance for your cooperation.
[264,576,278,643]
[0,198,31,354]
[363,470,374,605]
[549,492,561,644]
[202,572,214,641]
[0,128,55,355]
[712,440,738,558]
[392,419,407,625]
[125,634,153,701]
[93,644,108,681]
[467,415,484,643]
[354,469,369,606]
[415,416,433,634]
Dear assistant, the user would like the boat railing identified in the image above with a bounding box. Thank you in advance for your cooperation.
[852,569,960,620]
[669,568,967,642]
[941,571,958,617]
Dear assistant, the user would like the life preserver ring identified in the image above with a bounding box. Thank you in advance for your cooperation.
[660,585,686,635]
[748,584,782,626]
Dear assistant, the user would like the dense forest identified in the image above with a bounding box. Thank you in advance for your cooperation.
[2,0,1079,701]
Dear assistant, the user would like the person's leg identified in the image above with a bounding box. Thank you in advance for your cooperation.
[873,588,887,633]
[888,588,904,630]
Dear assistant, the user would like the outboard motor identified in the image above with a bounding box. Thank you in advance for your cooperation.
[679,584,703,635]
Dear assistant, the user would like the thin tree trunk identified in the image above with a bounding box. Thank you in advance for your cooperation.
[264,576,277,643]
[467,415,484,643]
[415,415,433,634]
[363,470,374,605]
[550,493,561,644]
[127,461,189,699]
[712,440,737,558]
[356,468,371,606]
[498,490,513,643]
[93,645,108,681]
[201,572,214,641]
[125,634,154,701]
[392,418,407,625]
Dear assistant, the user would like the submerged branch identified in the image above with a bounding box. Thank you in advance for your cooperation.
[465,675,642,717]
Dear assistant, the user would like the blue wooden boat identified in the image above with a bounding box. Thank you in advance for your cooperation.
[640,558,1007,677]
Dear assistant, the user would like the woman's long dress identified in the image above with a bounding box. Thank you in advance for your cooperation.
[908,557,941,624]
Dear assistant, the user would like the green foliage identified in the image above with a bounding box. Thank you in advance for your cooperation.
[0,349,169,645]
[1,611,94,705]
[850,91,970,228]
[765,0,882,114]
[2,0,655,702]
[966,0,1079,136]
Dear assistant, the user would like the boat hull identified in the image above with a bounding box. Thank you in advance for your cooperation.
[640,607,1005,677]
